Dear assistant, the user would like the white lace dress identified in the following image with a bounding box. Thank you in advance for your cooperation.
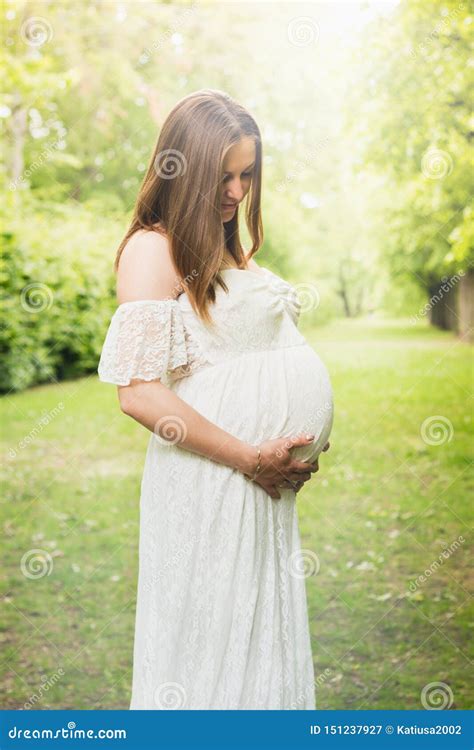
[97,266,334,710]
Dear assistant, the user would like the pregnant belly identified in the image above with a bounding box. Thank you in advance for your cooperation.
[173,343,334,464]
[262,344,334,463]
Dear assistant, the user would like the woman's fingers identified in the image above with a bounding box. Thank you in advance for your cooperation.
[258,441,331,496]
[258,442,331,495]
[259,481,281,500]
[291,459,319,474]
[277,478,303,491]
[286,460,320,485]
[300,472,312,482]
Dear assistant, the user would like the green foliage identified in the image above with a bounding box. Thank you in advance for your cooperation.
[347,0,473,288]
[0,197,121,392]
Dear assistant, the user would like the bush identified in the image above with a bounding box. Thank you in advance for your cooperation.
[0,198,123,392]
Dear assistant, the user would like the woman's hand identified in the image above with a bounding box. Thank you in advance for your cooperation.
[278,440,331,494]
[245,436,329,500]
[278,441,331,494]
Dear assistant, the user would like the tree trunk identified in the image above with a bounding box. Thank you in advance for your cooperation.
[458,269,474,342]
[428,279,457,331]
[428,273,473,341]
[337,263,352,317]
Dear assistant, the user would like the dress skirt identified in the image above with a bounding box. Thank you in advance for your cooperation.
[129,342,333,709]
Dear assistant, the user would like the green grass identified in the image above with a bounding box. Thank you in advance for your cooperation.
[1,316,472,709]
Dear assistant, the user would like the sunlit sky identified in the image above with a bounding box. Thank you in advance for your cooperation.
[112,0,401,36]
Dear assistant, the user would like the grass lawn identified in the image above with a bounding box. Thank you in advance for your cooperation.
[1,316,472,709]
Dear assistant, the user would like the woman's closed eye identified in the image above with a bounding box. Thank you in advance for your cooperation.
[223,171,253,182]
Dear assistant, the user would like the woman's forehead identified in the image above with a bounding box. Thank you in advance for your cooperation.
[223,137,256,172]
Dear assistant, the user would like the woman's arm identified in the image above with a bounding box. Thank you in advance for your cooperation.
[119,378,258,475]
[115,230,258,475]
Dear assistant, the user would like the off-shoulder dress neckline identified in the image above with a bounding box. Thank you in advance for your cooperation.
[114,298,178,309]
[115,266,273,310]
[219,265,269,278]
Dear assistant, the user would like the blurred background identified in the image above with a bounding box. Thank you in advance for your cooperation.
[1,0,472,710]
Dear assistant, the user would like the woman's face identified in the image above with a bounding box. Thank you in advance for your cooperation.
[221,136,256,220]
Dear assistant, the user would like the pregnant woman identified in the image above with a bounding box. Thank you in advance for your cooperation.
[98,89,333,710]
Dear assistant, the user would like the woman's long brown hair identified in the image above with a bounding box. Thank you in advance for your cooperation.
[114,89,263,325]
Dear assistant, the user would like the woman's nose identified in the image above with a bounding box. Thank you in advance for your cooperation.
[224,180,244,203]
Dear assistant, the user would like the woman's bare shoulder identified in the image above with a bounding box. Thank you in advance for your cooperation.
[116,228,181,304]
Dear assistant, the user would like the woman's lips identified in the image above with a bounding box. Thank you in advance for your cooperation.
[222,203,237,208]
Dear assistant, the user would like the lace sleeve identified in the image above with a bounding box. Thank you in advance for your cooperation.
[97,299,188,386]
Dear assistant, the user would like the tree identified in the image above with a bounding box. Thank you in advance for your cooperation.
[346,0,473,335]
